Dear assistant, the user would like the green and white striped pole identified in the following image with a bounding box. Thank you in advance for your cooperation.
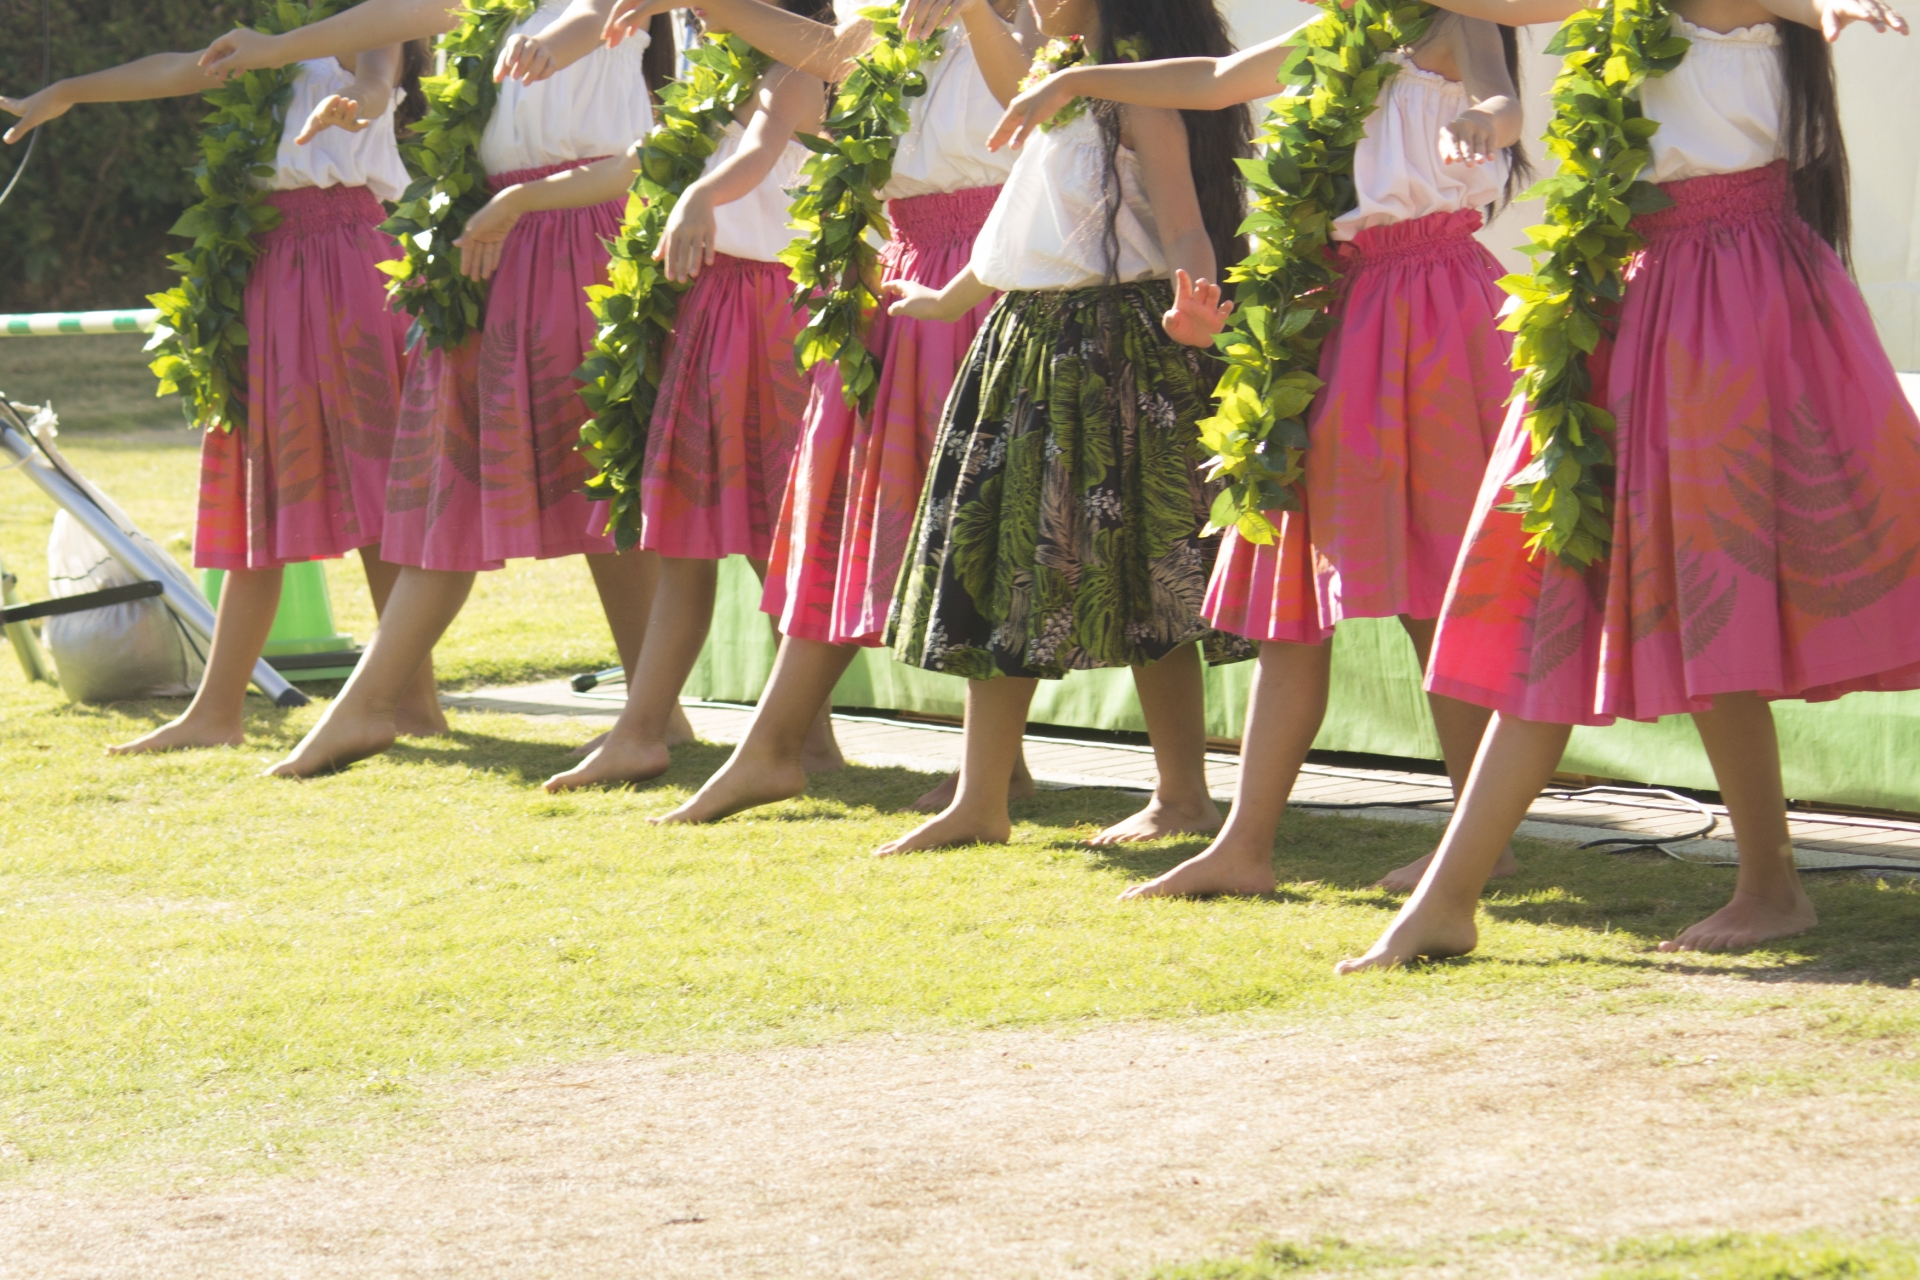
[0,309,160,337]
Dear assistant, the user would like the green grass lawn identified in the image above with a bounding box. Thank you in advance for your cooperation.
[4,338,1920,1277]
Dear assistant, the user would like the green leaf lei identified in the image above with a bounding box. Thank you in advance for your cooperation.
[146,0,352,432]
[576,34,775,549]
[378,0,540,352]
[1014,33,1149,133]
[778,3,946,415]
[1196,0,1435,543]
[1496,0,1687,568]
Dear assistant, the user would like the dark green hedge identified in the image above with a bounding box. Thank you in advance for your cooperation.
[0,3,253,312]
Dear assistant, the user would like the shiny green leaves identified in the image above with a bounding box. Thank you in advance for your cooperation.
[779,3,945,416]
[146,0,351,431]
[1495,0,1686,567]
[1197,0,1434,542]
[378,0,538,352]
[575,35,773,549]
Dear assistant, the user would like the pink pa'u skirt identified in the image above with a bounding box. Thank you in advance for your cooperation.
[194,184,409,570]
[380,159,620,571]
[1427,162,1920,725]
[1204,209,1513,643]
[639,253,810,560]
[761,183,1002,645]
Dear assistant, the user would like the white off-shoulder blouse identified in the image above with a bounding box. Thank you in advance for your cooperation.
[478,0,656,176]
[1332,51,1508,240]
[1638,15,1786,184]
[969,112,1166,292]
[705,119,810,263]
[266,57,410,202]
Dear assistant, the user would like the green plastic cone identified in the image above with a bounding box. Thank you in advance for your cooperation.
[201,562,359,680]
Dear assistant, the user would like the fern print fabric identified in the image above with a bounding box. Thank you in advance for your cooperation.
[1204,209,1513,644]
[194,185,409,571]
[888,282,1254,680]
[381,160,623,571]
[1428,163,1920,725]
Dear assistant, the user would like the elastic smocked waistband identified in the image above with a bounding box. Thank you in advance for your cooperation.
[257,183,387,246]
[1332,208,1487,267]
[1634,160,1790,240]
[887,184,1003,252]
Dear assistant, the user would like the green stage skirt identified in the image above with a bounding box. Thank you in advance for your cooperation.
[887,281,1254,680]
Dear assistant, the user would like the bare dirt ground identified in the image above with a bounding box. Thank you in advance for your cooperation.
[5,986,1919,1280]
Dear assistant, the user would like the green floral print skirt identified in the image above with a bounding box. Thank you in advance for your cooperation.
[886,281,1254,680]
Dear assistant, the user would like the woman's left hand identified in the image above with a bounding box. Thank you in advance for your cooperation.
[452,194,524,282]
[295,93,373,145]
[497,33,560,84]
[1439,108,1499,166]
[1161,270,1232,348]
[1809,0,1908,39]
[655,194,718,283]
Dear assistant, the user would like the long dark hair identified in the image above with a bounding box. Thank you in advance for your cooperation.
[395,38,431,130]
[1087,0,1255,288]
[1779,21,1851,268]
[1495,24,1532,207]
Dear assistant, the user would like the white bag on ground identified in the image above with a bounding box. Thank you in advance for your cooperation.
[44,510,206,703]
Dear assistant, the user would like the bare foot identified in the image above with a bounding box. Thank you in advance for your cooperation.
[801,719,845,775]
[393,700,449,739]
[1335,899,1480,974]
[1086,794,1222,846]
[1119,833,1275,899]
[543,733,672,793]
[1657,886,1818,953]
[911,760,1036,813]
[874,805,1012,857]
[653,752,806,824]
[1376,844,1518,892]
[265,706,396,778]
[106,716,244,756]
[568,706,696,758]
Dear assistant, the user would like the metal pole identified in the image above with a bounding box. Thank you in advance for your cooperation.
[0,309,160,337]
[0,419,308,708]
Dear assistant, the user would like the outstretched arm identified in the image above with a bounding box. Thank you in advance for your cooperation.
[200,0,462,78]
[496,0,622,84]
[1439,16,1523,166]
[900,0,1044,104]
[657,63,827,280]
[1126,103,1229,348]
[606,0,875,82]
[886,268,995,322]
[1754,0,1908,37]
[988,27,1305,151]
[294,44,403,144]
[2,51,221,145]
[453,153,639,280]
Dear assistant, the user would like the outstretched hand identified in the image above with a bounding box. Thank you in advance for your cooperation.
[885,278,951,321]
[604,0,674,48]
[452,196,522,282]
[295,93,373,144]
[1439,108,1499,167]
[0,87,70,145]
[1161,270,1232,348]
[987,73,1073,152]
[900,0,965,42]
[1811,0,1907,39]
[496,32,560,83]
[199,28,277,78]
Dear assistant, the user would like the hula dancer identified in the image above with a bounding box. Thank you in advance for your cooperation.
[996,10,1532,896]
[876,0,1257,855]
[1341,0,1917,969]
[204,0,678,777]
[535,0,849,792]
[2,29,438,752]
[601,0,1047,822]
